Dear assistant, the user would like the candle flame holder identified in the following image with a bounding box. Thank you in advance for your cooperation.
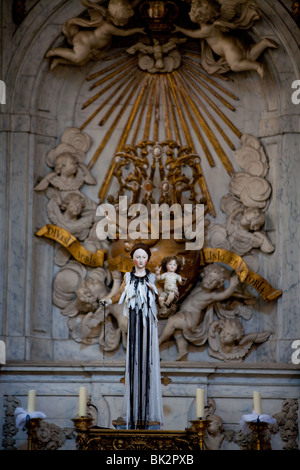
[189,419,209,450]
[72,416,94,432]
[248,418,269,450]
[25,417,43,450]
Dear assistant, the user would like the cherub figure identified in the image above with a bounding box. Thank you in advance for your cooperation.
[209,205,275,256]
[231,206,275,254]
[46,0,145,69]
[174,0,278,77]
[159,263,239,360]
[81,302,128,349]
[47,192,96,241]
[34,151,96,193]
[208,317,271,361]
[155,256,186,308]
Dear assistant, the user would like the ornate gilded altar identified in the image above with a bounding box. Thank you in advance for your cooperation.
[75,425,200,451]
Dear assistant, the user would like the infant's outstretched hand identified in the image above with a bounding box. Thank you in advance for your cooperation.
[155,266,161,274]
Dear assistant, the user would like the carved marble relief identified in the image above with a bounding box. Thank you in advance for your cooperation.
[45,0,278,76]
[35,134,280,361]
[34,0,283,362]
[274,399,299,450]
[45,0,144,69]
[207,134,274,271]
[174,0,278,78]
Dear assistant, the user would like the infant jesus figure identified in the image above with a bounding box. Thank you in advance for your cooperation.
[155,256,186,308]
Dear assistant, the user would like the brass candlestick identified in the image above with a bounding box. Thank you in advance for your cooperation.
[248,418,269,450]
[26,417,43,450]
[190,419,209,450]
[72,415,93,432]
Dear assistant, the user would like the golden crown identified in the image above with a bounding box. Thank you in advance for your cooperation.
[139,1,179,32]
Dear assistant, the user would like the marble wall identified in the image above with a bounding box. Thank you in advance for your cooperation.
[0,0,299,450]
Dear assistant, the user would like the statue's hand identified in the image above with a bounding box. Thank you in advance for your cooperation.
[99,298,112,306]
[155,266,161,275]
[230,274,239,288]
[146,282,155,291]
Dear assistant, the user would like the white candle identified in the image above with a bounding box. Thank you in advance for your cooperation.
[253,391,262,415]
[79,387,87,417]
[196,388,205,418]
[27,390,36,413]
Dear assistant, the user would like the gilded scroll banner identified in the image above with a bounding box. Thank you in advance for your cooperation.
[200,248,282,302]
[200,247,249,281]
[35,224,106,267]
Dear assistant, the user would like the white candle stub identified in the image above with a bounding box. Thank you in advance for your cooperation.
[27,390,36,413]
[253,391,262,415]
[79,387,87,417]
[196,388,205,419]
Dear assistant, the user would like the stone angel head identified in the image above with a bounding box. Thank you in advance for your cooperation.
[34,127,96,193]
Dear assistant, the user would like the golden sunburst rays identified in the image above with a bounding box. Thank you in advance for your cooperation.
[79,48,242,216]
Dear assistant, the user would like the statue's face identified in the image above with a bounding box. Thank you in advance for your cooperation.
[189,5,201,22]
[166,259,178,273]
[110,5,133,27]
[55,153,77,177]
[111,16,129,27]
[201,268,222,290]
[65,196,84,217]
[240,208,263,231]
[219,325,236,345]
[133,248,148,268]
[189,1,216,23]
[85,277,102,298]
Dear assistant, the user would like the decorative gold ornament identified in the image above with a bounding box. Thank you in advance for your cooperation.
[74,426,199,450]
[248,420,269,450]
[72,416,94,432]
[140,1,179,32]
[36,224,106,267]
[190,419,209,450]
[200,248,282,302]
[80,52,241,216]
[26,417,43,451]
